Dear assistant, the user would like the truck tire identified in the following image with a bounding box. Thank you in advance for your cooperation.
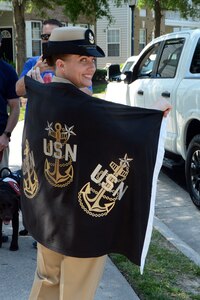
[185,134,200,209]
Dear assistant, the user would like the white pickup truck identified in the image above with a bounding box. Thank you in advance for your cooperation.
[105,29,200,208]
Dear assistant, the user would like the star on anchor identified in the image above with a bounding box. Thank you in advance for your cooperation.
[45,121,54,134]
[64,125,76,140]
[119,154,133,168]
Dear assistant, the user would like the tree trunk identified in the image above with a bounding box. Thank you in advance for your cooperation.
[154,0,162,38]
[12,0,26,75]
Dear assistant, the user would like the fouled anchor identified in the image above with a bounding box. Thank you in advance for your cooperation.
[78,154,133,217]
[44,122,77,187]
[23,139,39,198]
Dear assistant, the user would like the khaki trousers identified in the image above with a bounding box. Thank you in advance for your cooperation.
[29,243,107,300]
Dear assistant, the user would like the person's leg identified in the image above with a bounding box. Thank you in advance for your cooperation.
[60,255,107,300]
[0,147,9,176]
[0,147,9,241]
[29,243,63,300]
[0,147,9,166]
[19,228,29,235]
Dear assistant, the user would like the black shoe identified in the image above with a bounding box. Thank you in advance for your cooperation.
[2,235,8,243]
[32,241,37,249]
[19,229,29,236]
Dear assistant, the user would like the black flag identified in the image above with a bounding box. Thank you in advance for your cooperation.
[21,76,165,273]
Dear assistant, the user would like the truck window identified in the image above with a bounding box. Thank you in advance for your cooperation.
[157,39,184,78]
[190,38,200,73]
[138,43,160,77]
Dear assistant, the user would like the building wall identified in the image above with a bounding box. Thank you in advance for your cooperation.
[0,10,13,25]
[134,8,166,55]
[0,11,15,61]
[96,4,166,69]
[134,8,153,55]
[96,3,130,69]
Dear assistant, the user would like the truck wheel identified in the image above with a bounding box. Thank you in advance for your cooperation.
[185,134,200,209]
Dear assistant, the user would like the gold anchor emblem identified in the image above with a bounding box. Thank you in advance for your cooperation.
[22,139,39,199]
[78,154,133,217]
[44,122,77,187]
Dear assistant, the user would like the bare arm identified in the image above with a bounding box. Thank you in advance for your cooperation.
[0,98,20,151]
[16,77,26,96]
[16,56,54,96]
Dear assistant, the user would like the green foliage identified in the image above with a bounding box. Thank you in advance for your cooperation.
[137,0,200,19]
[93,82,107,95]
[60,0,125,24]
[93,68,107,83]
[25,0,64,18]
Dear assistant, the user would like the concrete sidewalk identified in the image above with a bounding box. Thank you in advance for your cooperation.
[0,120,140,300]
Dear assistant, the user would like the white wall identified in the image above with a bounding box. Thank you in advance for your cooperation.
[96,2,131,69]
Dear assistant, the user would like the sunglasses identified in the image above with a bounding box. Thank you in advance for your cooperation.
[41,34,51,41]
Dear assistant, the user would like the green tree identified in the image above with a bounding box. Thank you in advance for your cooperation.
[11,0,26,75]
[0,0,124,74]
[0,0,60,74]
[138,0,200,37]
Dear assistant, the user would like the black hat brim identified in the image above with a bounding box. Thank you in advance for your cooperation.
[43,41,105,59]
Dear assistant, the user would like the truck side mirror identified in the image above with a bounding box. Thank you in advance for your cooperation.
[106,64,121,82]
[124,71,133,84]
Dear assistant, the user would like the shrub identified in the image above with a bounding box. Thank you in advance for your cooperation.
[93,69,107,83]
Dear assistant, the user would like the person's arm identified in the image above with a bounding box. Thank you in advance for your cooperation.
[16,56,54,96]
[0,98,20,151]
[16,58,36,96]
[16,77,27,97]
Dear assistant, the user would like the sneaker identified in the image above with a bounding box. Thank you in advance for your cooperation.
[2,235,8,243]
[19,229,29,236]
[32,241,37,249]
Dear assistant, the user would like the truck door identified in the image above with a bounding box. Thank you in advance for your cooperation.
[129,42,161,108]
[140,38,185,152]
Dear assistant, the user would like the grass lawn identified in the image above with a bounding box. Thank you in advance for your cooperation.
[93,82,107,94]
[19,105,26,121]
[111,229,200,299]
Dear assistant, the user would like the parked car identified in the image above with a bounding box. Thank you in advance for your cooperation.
[121,55,138,73]
[105,29,200,208]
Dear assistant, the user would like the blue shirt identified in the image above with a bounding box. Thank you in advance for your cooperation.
[20,56,55,118]
[20,56,54,79]
[0,59,18,134]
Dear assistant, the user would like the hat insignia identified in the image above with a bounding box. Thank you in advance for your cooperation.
[89,32,95,44]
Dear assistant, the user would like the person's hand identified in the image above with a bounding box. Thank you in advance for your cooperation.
[0,134,9,151]
[27,67,44,83]
[34,55,54,73]
[151,98,172,117]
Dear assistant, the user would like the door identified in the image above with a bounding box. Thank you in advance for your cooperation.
[129,42,160,108]
[140,38,185,152]
[0,28,14,62]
